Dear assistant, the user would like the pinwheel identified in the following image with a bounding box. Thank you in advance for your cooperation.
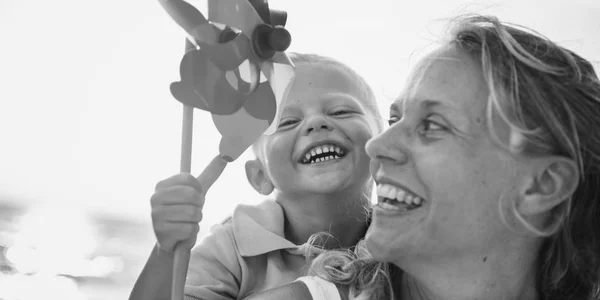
[157,0,295,299]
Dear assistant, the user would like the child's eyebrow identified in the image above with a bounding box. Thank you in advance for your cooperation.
[281,105,301,115]
[319,92,361,103]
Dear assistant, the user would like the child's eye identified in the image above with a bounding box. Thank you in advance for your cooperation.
[278,118,298,128]
[329,109,355,116]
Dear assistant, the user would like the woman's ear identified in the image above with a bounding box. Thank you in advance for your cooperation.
[517,156,579,217]
[245,159,274,195]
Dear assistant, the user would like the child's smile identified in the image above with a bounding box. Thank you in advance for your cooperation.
[298,141,347,164]
[256,63,377,195]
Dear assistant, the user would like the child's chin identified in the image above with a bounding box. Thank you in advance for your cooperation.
[304,174,353,190]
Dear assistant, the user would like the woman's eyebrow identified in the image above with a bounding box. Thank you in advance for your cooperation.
[390,98,450,116]
[398,98,472,127]
[420,99,456,111]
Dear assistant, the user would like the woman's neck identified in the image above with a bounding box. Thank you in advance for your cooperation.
[275,188,370,249]
[395,238,541,300]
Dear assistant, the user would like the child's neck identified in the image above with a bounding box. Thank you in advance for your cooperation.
[275,188,369,249]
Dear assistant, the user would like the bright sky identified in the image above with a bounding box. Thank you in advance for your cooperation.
[1,0,599,229]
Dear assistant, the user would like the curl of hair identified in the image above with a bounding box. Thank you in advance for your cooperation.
[448,14,600,300]
[307,238,394,300]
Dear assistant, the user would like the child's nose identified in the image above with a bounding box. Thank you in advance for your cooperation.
[303,115,333,135]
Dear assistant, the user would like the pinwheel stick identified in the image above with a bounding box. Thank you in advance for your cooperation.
[171,39,196,300]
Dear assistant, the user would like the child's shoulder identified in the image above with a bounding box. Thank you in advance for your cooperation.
[207,198,295,257]
[215,198,282,226]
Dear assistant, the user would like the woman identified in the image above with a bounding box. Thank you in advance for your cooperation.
[244,15,600,300]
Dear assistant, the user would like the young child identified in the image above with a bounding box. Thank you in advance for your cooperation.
[129,53,383,300]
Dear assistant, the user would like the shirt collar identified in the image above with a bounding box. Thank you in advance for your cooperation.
[232,199,300,257]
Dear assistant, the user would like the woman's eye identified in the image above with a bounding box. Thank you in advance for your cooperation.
[387,116,400,126]
[420,118,446,134]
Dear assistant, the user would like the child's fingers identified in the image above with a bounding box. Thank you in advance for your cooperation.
[156,222,199,252]
[155,173,204,194]
[151,186,203,206]
[157,204,204,223]
[196,155,228,193]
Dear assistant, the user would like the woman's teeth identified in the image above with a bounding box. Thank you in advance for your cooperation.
[376,183,424,210]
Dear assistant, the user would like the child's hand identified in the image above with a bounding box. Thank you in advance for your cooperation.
[151,155,228,252]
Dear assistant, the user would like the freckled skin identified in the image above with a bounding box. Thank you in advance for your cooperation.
[365,45,524,265]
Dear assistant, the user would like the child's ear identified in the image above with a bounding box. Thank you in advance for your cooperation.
[517,156,579,218]
[245,159,274,195]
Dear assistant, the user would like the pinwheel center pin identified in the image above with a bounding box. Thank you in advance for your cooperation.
[252,24,292,59]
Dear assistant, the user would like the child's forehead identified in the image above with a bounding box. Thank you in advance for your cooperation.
[283,92,361,109]
[294,63,361,86]
[287,64,367,101]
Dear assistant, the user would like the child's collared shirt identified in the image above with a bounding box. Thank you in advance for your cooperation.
[184,199,321,300]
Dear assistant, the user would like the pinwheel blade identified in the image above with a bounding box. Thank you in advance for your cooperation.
[203,34,251,70]
[213,107,270,161]
[159,0,222,44]
[159,0,207,32]
[207,0,264,36]
[259,52,296,135]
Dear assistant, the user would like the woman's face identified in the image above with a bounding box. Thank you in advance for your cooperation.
[365,46,526,264]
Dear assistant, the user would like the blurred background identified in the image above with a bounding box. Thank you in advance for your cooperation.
[0,0,598,299]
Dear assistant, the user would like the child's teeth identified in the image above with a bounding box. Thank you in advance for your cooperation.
[405,195,413,205]
[316,148,323,154]
[305,153,311,160]
[329,146,334,152]
[311,150,317,156]
[413,197,421,205]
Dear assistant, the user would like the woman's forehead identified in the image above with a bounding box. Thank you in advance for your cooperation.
[395,46,488,115]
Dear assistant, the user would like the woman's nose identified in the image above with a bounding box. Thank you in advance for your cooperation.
[365,127,409,165]
[303,115,333,135]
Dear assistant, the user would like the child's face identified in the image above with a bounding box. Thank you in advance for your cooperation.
[257,63,377,195]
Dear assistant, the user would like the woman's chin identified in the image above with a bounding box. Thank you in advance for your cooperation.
[364,227,404,263]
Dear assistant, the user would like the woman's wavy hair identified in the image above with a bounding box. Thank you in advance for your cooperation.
[449,15,600,300]
[309,15,600,300]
